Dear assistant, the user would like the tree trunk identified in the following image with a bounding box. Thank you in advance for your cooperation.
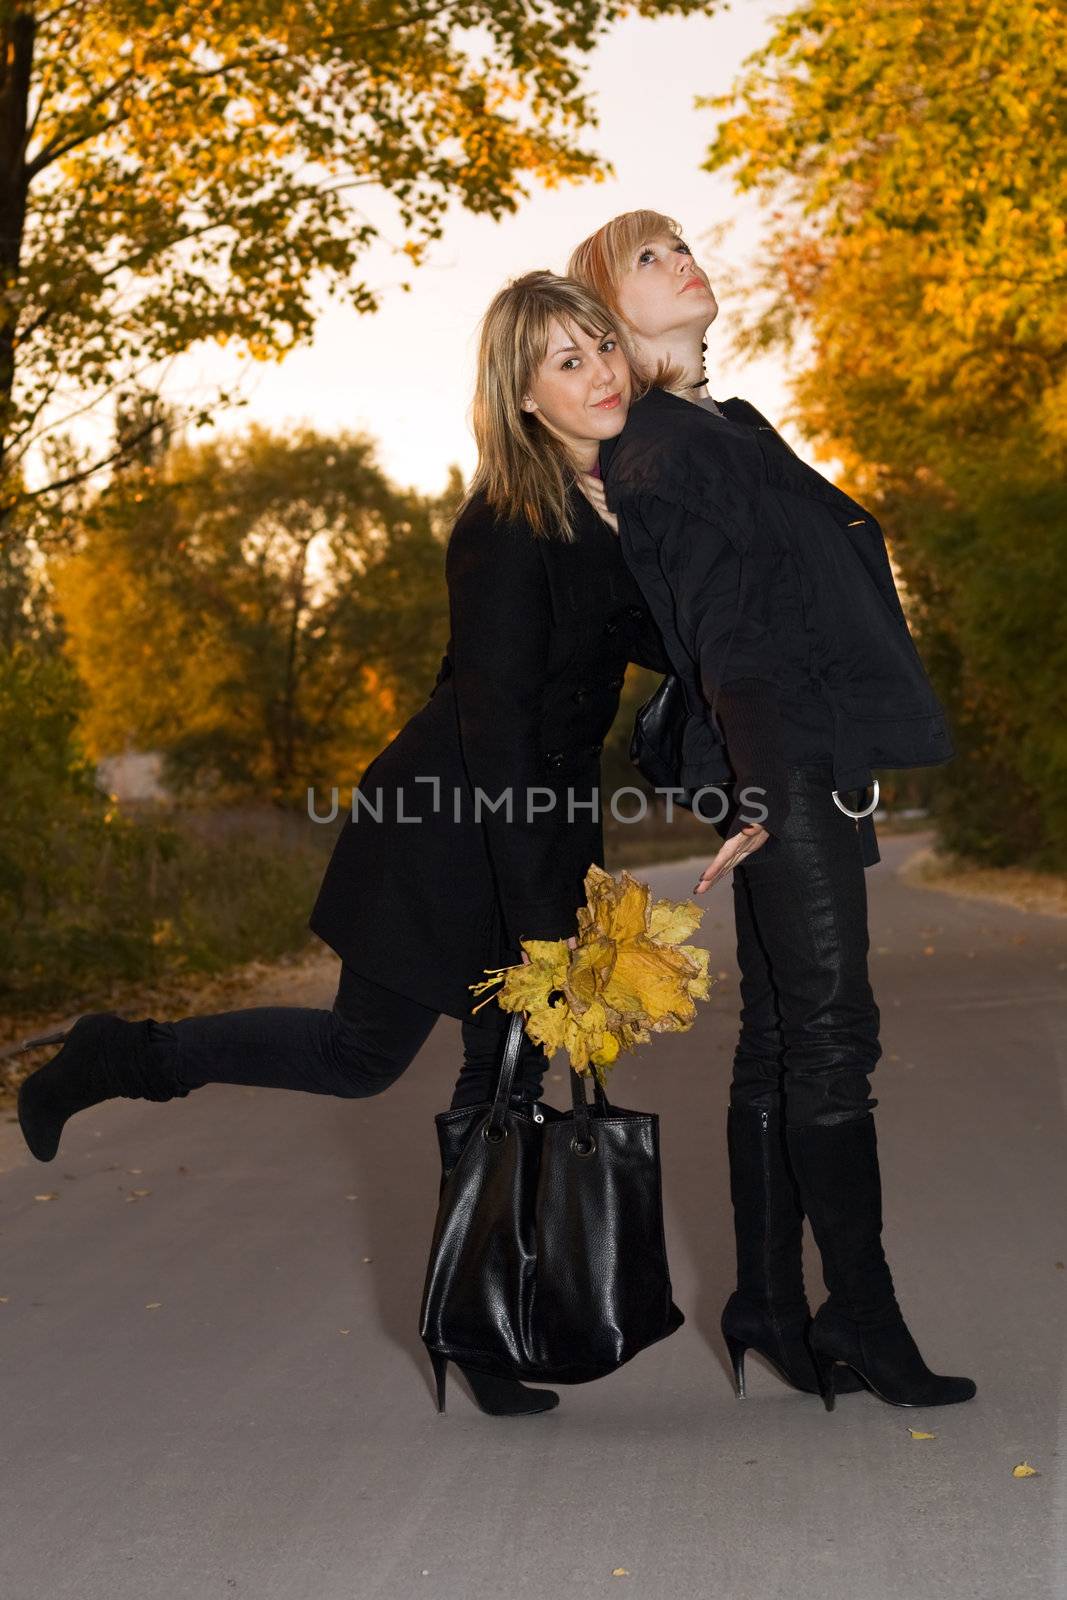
[0,4,33,530]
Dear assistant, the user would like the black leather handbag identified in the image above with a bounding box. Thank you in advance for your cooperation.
[419,1009,684,1384]
[630,672,700,810]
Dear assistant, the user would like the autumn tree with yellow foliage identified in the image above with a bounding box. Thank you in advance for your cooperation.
[53,422,452,804]
[704,0,1067,864]
[0,0,712,542]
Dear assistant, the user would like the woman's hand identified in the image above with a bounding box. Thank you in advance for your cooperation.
[522,934,578,966]
[692,823,769,894]
[576,472,619,535]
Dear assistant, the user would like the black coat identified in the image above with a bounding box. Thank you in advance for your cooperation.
[308,486,669,1026]
[599,386,955,816]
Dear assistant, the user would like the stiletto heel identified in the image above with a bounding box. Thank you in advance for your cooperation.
[429,1350,448,1413]
[811,1348,838,1412]
[724,1331,747,1399]
[425,1352,559,1416]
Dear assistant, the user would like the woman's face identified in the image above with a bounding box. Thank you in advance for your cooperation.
[522,318,631,449]
[616,231,718,341]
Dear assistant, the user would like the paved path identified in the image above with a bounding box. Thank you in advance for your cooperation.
[1,833,1064,1600]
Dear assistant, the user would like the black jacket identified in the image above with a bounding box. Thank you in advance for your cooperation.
[600,386,954,845]
[308,486,669,1025]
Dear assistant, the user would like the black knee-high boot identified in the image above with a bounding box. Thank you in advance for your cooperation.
[17,1013,189,1163]
[785,1113,977,1409]
[721,1105,863,1397]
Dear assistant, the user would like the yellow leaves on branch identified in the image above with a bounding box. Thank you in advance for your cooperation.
[470,866,712,1082]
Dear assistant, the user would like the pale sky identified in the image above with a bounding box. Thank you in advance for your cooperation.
[166,2,797,495]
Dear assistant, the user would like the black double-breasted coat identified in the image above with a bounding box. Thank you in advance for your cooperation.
[308,485,669,1027]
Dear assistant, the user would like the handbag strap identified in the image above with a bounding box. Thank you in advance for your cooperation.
[569,1061,611,1149]
[487,1009,613,1146]
[486,1010,528,1137]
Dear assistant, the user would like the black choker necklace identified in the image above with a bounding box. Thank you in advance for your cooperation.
[688,375,708,390]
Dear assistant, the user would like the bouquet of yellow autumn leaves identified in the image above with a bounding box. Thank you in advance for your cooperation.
[469,865,713,1085]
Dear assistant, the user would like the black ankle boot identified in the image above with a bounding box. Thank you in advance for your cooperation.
[429,1352,559,1416]
[17,1012,189,1162]
[785,1114,976,1410]
[721,1104,863,1397]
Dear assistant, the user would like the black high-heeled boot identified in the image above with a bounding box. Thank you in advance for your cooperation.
[721,1104,863,1397]
[785,1113,977,1410]
[17,1012,188,1162]
[429,1351,559,1416]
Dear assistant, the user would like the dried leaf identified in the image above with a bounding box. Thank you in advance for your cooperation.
[611,1569,630,1578]
[473,865,713,1079]
[1012,1461,1039,1478]
[908,1429,937,1439]
[145,1302,162,1310]
[34,1192,58,1202]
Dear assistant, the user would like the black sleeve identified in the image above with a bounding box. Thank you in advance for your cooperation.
[628,493,791,836]
[445,505,580,943]
[626,608,672,674]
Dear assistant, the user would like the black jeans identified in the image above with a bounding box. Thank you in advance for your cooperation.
[715,762,882,1128]
[146,963,549,1111]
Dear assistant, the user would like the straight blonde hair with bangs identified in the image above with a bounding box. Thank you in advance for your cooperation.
[567,210,689,392]
[463,270,621,543]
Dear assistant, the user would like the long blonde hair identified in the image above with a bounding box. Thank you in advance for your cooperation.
[568,209,689,392]
[464,270,622,543]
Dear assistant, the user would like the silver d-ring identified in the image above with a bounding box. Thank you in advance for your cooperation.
[571,1135,597,1158]
[832,779,880,819]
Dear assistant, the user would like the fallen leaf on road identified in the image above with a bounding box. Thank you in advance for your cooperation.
[362,1257,373,1264]
[129,1189,151,1197]
[34,1193,58,1202]
[339,1328,350,1335]
[145,1302,162,1310]
[908,1429,937,1440]
[1012,1462,1039,1478]
[612,1569,630,1578]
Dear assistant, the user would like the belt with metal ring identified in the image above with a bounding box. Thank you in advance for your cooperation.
[832,779,880,819]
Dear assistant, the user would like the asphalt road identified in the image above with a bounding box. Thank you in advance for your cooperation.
[1,832,1064,1600]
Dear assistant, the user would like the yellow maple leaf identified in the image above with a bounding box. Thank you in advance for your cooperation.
[471,865,714,1078]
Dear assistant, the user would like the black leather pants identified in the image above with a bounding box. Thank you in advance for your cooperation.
[715,762,882,1129]
[147,963,548,1111]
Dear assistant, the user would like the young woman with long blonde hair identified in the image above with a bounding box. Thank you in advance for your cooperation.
[16,271,669,1419]
[568,210,975,1411]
